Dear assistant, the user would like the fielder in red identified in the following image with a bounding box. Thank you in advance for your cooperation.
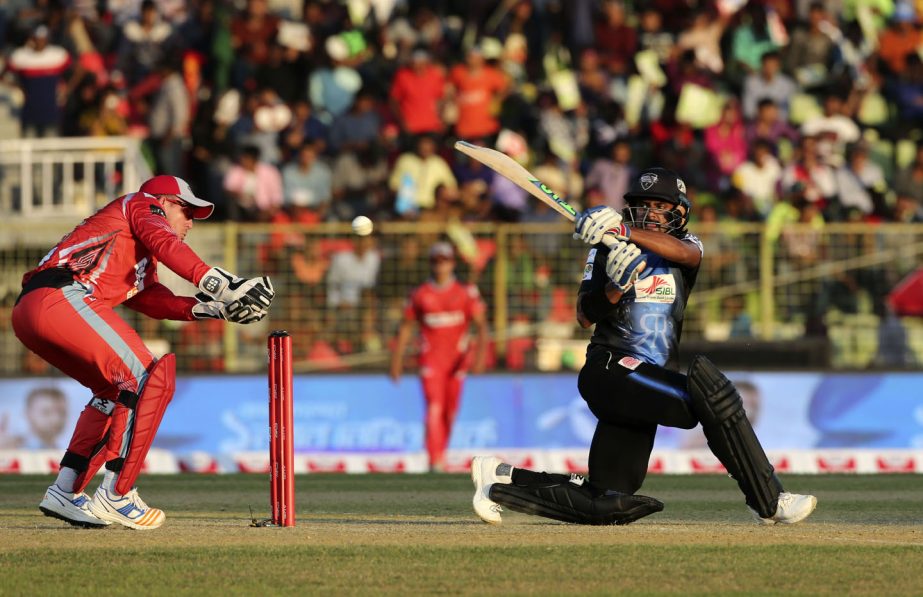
[12,175,275,530]
[390,242,489,471]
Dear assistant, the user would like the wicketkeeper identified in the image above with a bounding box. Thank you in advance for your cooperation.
[471,167,817,526]
[12,175,275,530]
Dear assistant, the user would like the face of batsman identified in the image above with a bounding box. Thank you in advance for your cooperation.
[622,167,691,237]
[160,195,195,240]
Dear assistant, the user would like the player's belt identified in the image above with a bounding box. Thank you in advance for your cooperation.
[15,268,78,305]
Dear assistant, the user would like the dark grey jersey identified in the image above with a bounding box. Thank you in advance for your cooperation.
[579,234,703,369]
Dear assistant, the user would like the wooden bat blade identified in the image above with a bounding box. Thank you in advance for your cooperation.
[454,140,579,221]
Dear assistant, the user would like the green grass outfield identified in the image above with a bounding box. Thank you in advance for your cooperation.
[1,474,921,596]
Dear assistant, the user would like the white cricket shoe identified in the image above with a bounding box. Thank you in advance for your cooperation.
[749,492,817,525]
[89,486,165,530]
[471,456,511,524]
[39,484,111,528]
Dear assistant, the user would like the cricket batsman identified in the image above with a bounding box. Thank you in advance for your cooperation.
[471,168,817,526]
[12,175,275,529]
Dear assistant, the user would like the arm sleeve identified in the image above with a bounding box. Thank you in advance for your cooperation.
[577,246,619,323]
[125,196,211,285]
[123,282,198,321]
[402,289,419,322]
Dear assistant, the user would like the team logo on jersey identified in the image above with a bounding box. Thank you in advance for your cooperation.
[640,172,658,190]
[582,248,597,281]
[633,273,676,303]
[150,204,166,218]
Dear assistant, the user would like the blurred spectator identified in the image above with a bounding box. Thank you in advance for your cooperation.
[281,99,329,157]
[309,36,362,119]
[117,0,174,86]
[389,48,446,136]
[729,3,780,79]
[781,135,837,205]
[637,8,674,65]
[229,0,279,86]
[742,51,797,120]
[448,46,508,141]
[82,87,128,137]
[223,145,284,221]
[593,0,637,75]
[675,8,729,74]
[329,90,381,152]
[833,141,885,217]
[785,2,836,88]
[326,234,381,348]
[704,99,747,189]
[585,139,632,211]
[894,193,923,222]
[282,143,331,222]
[732,138,783,218]
[894,143,923,203]
[877,2,920,76]
[889,54,923,121]
[7,25,71,137]
[255,42,306,106]
[331,143,389,221]
[800,92,861,166]
[745,98,800,148]
[389,135,457,215]
[148,57,191,176]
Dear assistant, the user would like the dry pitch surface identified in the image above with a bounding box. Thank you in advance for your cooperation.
[1,474,921,595]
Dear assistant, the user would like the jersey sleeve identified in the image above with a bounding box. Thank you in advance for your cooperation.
[683,232,704,256]
[124,195,211,285]
[123,282,198,321]
[578,247,609,294]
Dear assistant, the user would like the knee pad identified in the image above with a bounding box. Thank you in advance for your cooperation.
[687,355,782,517]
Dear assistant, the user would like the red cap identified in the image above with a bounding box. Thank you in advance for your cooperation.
[139,175,214,219]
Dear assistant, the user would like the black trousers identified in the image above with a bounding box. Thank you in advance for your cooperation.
[577,346,697,494]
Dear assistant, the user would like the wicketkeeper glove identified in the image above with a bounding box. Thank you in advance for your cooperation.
[573,206,630,246]
[191,296,228,320]
[192,293,267,324]
[605,240,647,292]
[198,266,274,316]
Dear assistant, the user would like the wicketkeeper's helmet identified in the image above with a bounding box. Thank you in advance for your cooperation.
[622,167,691,238]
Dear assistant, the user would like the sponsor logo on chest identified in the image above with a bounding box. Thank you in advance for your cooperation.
[422,311,465,328]
[633,273,676,303]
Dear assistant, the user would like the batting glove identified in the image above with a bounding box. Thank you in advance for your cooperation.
[574,206,630,246]
[198,266,275,315]
[605,240,647,292]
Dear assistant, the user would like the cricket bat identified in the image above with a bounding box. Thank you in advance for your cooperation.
[454,141,625,254]
[454,140,581,222]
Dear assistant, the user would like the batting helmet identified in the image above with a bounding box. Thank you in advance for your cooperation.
[622,167,691,238]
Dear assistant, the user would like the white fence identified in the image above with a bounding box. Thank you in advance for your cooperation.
[0,136,151,219]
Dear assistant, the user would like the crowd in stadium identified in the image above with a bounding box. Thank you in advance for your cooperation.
[3,0,923,227]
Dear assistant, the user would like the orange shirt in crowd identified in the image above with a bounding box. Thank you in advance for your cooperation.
[449,64,507,140]
[389,64,446,134]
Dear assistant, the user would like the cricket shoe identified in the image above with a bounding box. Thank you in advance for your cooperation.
[471,456,511,524]
[89,486,165,530]
[39,484,111,528]
[749,492,817,525]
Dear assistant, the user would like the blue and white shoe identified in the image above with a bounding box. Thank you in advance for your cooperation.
[39,484,110,528]
[89,486,165,530]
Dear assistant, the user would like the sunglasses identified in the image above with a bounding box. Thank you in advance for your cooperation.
[163,197,195,219]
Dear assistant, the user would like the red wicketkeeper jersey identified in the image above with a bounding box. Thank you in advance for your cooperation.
[403,279,486,365]
[22,192,210,319]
